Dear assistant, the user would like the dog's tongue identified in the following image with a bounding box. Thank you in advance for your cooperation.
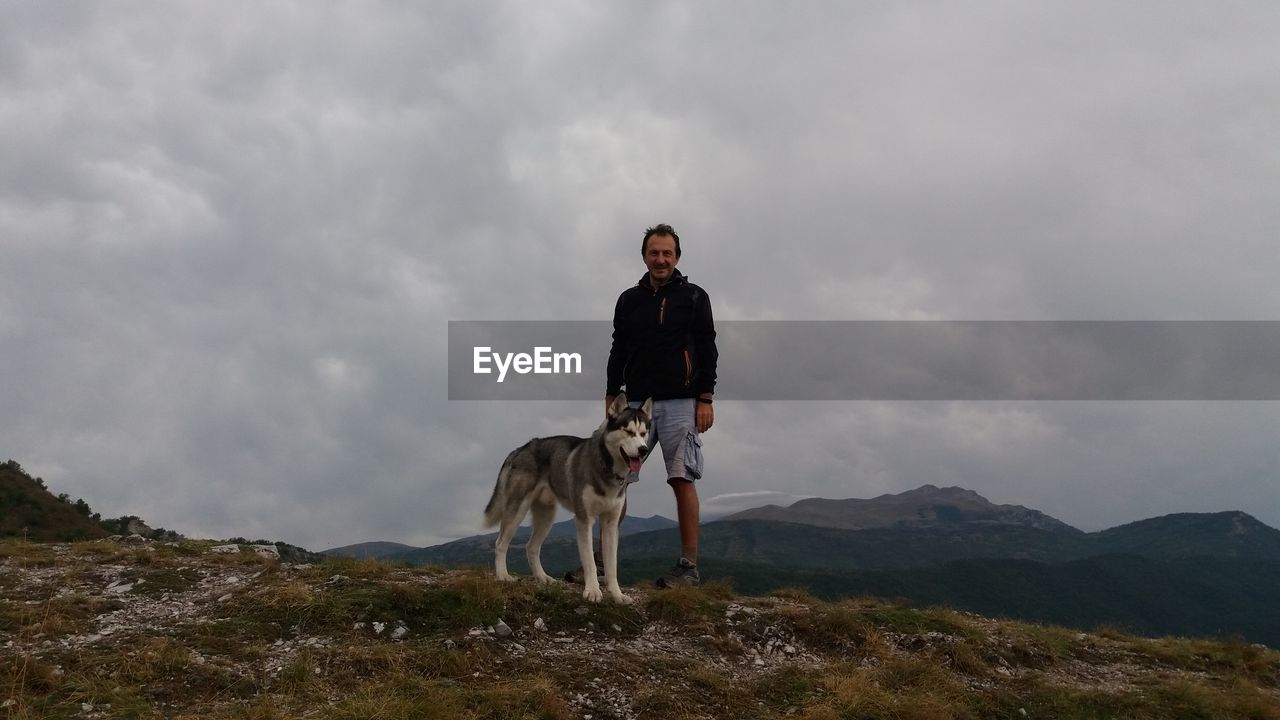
[628,457,642,473]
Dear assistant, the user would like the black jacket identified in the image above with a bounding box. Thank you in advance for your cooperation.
[607,269,718,401]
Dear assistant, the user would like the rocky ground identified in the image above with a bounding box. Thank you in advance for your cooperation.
[3,537,1278,719]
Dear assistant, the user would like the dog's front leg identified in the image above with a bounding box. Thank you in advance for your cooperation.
[575,515,602,603]
[600,506,631,605]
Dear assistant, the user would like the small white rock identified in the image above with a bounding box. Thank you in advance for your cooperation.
[372,622,386,635]
[534,618,548,632]
[252,544,279,557]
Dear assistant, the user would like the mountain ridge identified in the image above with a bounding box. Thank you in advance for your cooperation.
[726,484,1080,534]
[321,514,678,558]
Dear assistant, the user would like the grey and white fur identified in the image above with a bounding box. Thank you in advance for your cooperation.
[483,394,652,604]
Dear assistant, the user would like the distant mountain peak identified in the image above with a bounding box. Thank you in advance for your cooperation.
[1091,510,1280,560]
[895,484,988,501]
[726,485,1078,534]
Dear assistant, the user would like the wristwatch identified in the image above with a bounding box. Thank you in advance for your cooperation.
[697,397,713,405]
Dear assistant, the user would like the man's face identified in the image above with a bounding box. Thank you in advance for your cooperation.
[643,234,680,286]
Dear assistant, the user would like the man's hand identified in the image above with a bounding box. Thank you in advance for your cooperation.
[696,397,714,433]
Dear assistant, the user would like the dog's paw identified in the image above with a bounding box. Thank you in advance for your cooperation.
[582,586,603,603]
[495,573,517,583]
[611,592,633,605]
[532,572,556,585]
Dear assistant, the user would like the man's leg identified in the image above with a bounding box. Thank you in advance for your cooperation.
[670,478,699,564]
[651,398,704,587]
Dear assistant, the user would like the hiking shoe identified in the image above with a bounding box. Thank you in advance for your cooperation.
[564,553,605,584]
[655,558,700,588]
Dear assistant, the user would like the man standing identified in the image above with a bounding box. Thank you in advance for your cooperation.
[606,223,717,587]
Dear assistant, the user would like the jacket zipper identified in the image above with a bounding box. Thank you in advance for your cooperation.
[659,297,667,325]
[683,349,692,386]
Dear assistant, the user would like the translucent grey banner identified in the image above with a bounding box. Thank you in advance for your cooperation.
[448,321,1280,400]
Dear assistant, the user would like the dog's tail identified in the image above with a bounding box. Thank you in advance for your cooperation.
[482,450,518,528]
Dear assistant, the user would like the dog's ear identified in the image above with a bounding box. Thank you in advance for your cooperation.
[607,394,628,419]
[641,397,653,419]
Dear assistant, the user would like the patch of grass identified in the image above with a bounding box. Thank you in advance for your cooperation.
[643,584,724,626]
[996,683,1146,719]
[308,641,496,691]
[223,573,513,638]
[813,660,977,720]
[1133,636,1280,685]
[778,601,875,655]
[997,620,1091,669]
[3,593,122,637]
[113,637,196,683]
[181,616,293,655]
[860,603,977,639]
[633,678,709,719]
[278,649,320,693]
[124,567,203,597]
[769,586,820,604]
[703,631,747,657]
[2,654,63,702]
[806,654,1005,720]
[980,672,1280,720]
[498,578,645,638]
[0,539,56,564]
[1094,623,1137,642]
[700,578,737,601]
[0,598,25,631]
[460,673,573,720]
[35,635,261,710]
[935,640,993,678]
[316,672,570,720]
[754,665,824,710]
[681,664,765,718]
[69,539,143,561]
[315,555,401,580]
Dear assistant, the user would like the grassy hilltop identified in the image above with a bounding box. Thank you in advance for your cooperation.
[3,537,1279,719]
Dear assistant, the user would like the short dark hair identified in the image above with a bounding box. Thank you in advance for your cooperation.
[642,223,681,257]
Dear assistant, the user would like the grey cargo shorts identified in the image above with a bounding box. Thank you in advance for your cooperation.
[629,398,704,484]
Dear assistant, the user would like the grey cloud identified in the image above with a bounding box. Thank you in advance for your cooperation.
[2,2,1278,549]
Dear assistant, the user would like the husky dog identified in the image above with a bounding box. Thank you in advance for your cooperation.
[483,394,652,604]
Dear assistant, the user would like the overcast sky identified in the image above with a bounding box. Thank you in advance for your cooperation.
[3,2,1279,551]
